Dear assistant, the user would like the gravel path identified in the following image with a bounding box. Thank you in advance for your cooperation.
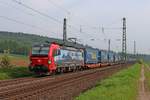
[138,65,150,100]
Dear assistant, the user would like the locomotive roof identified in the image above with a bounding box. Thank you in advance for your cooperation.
[45,39,84,49]
[33,43,50,47]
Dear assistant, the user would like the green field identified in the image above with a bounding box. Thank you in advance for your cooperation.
[0,54,32,80]
[0,53,28,59]
[0,53,29,67]
[75,63,141,100]
[0,67,33,80]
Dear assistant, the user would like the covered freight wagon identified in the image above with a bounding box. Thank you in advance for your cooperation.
[108,51,115,63]
[84,47,99,64]
[84,47,100,68]
[99,50,108,63]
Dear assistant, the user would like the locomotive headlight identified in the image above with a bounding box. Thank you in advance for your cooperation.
[48,60,51,64]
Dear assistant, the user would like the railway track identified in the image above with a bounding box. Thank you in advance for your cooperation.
[0,77,35,87]
[0,63,133,100]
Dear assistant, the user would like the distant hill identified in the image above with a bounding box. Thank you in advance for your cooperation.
[0,31,52,55]
[0,31,59,44]
[0,31,83,55]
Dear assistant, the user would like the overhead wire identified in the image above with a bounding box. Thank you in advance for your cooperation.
[12,0,63,24]
[0,15,56,34]
[47,0,70,15]
[46,0,94,35]
[11,0,100,36]
[0,1,60,36]
[0,1,35,17]
[0,1,62,29]
[11,0,85,36]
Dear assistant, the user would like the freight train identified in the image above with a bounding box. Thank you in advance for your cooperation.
[29,41,134,75]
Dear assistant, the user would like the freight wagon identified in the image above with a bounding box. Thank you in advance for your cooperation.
[99,50,109,67]
[84,47,100,68]
[108,51,114,64]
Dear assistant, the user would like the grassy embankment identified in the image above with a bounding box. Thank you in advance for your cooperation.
[75,63,141,100]
[0,54,33,80]
[0,67,33,80]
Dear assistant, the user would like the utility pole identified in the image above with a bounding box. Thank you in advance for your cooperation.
[80,25,82,33]
[108,39,111,52]
[134,40,136,56]
[122,17,127,61]
[108,39,111,62]
[63,18,67,41]
[102,26,104,34]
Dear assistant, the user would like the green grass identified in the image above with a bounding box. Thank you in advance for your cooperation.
[0,67,34,80]
[0,53,28,61]
[75,63,141,100]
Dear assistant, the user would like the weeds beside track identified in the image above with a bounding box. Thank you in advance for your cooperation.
[75,63,141,100]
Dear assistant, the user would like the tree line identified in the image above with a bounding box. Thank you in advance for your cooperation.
[0,31,56,55]
[0,40,30,55]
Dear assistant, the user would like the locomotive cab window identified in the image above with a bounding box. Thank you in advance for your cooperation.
[32,46,49,56]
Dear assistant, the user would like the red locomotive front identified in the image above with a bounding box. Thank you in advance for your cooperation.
[29,43,60,74]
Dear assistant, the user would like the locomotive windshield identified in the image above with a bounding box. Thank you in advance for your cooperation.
[32,46,49,56]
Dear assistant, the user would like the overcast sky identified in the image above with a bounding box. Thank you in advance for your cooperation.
[0,0,150,54]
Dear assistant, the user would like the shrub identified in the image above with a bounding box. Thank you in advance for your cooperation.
[138,59,143,64]
[0,50,12,68]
